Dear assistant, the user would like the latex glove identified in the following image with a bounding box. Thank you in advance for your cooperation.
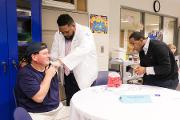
[50,60,62,68]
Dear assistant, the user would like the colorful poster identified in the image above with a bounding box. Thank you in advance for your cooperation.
[90,14,108,34]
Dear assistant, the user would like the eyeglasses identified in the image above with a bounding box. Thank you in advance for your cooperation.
[129,40,142,46]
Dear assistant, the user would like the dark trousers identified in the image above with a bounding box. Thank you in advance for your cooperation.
[143,77,179,90]
[64,73,80,106]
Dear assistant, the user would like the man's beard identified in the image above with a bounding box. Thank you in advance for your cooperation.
[65,32,74,41]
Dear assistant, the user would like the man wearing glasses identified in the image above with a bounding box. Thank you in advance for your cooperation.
[129,31,178,89]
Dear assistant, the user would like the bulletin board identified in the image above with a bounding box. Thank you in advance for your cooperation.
[90,14,108,34]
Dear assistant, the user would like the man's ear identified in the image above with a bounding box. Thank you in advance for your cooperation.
[142,39,146,45]
[139,38,144,43]
[71,22,75,27]
[31,54,38,61]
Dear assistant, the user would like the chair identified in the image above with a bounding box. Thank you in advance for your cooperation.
[93,71,108,86]
[14,107,32,120]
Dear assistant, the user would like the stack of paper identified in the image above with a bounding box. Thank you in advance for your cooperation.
[119,95,152,103]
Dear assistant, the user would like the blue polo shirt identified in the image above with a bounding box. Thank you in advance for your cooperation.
[15,64,60,113]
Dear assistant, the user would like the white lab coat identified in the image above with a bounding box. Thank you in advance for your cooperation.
[51,23,98,89]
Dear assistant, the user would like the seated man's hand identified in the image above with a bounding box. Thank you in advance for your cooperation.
[45,65,58,78]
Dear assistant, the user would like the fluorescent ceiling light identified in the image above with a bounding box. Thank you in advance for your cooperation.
[121,20,129,23]
[148,24,159,26]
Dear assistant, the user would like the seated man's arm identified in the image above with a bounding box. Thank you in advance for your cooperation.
[32,66,57,103]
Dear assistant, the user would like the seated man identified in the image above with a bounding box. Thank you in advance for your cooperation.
[15,42,69,120]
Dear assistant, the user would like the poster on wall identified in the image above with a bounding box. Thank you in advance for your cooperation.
[90,14,108,34]
[148,30,163,41]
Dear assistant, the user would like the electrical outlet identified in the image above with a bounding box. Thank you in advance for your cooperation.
[100,46,104,53]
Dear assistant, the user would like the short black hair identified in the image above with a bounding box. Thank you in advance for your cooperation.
[57,14,74,26]
[129,31,145,41]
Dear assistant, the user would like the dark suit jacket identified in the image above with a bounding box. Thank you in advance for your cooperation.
[139,40,178,89]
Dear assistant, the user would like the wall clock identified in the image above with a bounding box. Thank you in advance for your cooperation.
[153,0,160,12]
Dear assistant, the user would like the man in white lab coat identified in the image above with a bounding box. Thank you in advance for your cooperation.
[51,14,98,106]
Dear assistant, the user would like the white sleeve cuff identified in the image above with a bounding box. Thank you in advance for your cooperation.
[146,67,155,75]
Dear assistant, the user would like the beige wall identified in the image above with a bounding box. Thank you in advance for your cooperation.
[87,0,110,71]
[109,0,180,52]
[42,7,89,50]
[42,8,90,101]
[42,0,180,70]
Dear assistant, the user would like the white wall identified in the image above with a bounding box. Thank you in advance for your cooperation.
[42,0,180,71]
[42,8,89,49]
[109,0,180,52]
[87,0,180,70]
[87,0,110,71]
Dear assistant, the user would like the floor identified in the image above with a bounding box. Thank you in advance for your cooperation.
[61,100,70,120]
[61,112,70,120]
[176,83,180,91]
